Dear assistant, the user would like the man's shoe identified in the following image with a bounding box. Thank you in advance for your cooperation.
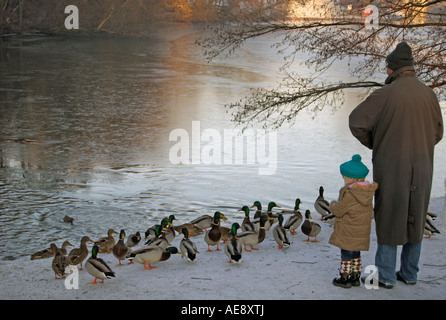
[396,271,416,285]
[378,281,394,289]
[360,275,394,289]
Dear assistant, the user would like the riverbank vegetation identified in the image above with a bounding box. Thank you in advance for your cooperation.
[0,0,223,36]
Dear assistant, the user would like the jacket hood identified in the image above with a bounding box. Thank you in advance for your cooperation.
[347,182,378,206]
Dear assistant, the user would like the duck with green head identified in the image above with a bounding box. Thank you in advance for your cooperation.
[283,198,303,235]
[157,216,175,244]
[237,215,272,251]
[266,201,281,227]
[164,214,177,243]
[280,198,302,214]
[224,223,243,263]
[179,227,199,262]
[239,206,255,231]
[273,214,291,249]
[250,201,263,220]
[252,201,280,230]
[205,211,227,252]
[85,245,116,284]
[144,224,169,249]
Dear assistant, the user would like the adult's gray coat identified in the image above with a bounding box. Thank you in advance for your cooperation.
[349,66,443,245]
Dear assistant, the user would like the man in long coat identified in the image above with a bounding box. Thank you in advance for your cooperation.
[349,42,443,288]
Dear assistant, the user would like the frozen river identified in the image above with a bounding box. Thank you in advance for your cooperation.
[0,25,444,261]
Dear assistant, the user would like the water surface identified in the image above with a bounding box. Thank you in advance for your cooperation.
[1,27,445,261]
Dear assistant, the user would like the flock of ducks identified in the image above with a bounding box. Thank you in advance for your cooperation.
[30,186,440,284]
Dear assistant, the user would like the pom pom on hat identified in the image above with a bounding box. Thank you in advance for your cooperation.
[340,154,369,179]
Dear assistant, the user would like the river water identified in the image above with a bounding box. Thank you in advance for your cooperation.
[1,25,445,261]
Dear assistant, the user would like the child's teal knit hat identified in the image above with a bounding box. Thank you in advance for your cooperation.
[340,154,369,179]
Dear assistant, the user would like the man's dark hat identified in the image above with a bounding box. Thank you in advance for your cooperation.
[386,42,414,71]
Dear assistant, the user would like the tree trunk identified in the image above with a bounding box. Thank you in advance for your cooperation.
[19,0,23,32]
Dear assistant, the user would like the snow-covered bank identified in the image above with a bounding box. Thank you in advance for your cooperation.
[0,197,444,301]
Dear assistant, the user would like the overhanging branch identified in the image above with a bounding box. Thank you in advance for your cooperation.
[228,81,385,130]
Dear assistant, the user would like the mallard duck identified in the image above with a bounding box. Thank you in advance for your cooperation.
[173,223,204,237]
[224,223,243,263]
[283,199,303,235]
[280,198,301,214]
[112,230,132,266]
[250,201,263,219]
[238,215,272,251]
[58,241,73,256]
[239,206,255,231]
[63,215,75,224]
[179,228,199,262]
[273,214,291,249]
[220,226,232,244]
[85,245,116,284]
[31,240,73,260]
[266,201,281,225]
[427,211,437,220]
[162,215,177,244]
[94,229,118,253]
[144,221,167,242]
[314,186,331,220]
[68,236,94,270]
[424,214,441,238]
[127,246,181,270]
[301,210,321,242]
[322,213,335,226]
[190,214,213,230]
[58,240,73,256]
[51,243,72,279]
[126,231,141,247]
[159,216,169,230]
[252,202,280,230]
[204,211,227,252]
[144,225,169,249]
[144,224,157,240]
[191,213,227,231]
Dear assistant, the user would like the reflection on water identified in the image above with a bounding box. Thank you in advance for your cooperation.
[1,27,445,261]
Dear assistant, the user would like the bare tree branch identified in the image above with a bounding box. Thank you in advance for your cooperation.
[198,0,446,130]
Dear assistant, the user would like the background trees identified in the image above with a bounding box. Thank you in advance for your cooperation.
[198,0,446,129]
[1,1,444,130]
[0,0,227,35]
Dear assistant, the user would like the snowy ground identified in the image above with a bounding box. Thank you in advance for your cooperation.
[0,197,444,302]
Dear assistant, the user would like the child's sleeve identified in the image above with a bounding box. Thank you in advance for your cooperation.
[329,190,351,218]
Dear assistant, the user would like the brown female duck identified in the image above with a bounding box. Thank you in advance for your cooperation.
[68,236,93,270]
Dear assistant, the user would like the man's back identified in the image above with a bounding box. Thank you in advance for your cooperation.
[349,66,443,245]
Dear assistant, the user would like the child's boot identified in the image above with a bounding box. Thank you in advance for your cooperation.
[332,259,352,288]
[351,257,362,287]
